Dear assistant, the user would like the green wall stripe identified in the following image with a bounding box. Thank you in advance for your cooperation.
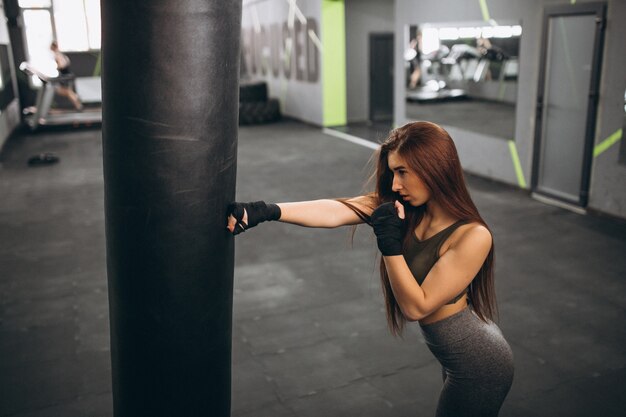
[93,51,101,77]
[593,128,623,157]
[508,140,527,188]
[321,0,347,127]
[280,40,293,107]
[481,0,528,189]
[497,79,507,100]
[479,0,491,22]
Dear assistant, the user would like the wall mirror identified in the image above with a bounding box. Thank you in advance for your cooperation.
[404,21,522,139]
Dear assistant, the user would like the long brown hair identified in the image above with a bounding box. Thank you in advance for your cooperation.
[342,121,497,336]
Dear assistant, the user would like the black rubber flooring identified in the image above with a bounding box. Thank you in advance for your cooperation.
[0,120,625,416]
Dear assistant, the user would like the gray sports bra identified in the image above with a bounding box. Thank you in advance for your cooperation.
[403,220,469,305]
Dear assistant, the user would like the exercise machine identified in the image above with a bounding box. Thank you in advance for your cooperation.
[406,45,467,103]
[19,62,102,131]
[406,42,516,104]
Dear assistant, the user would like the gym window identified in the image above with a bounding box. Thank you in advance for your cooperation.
[19,0,100,75]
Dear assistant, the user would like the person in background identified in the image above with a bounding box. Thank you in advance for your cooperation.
[50,41,83,111]
[408,32,423,89]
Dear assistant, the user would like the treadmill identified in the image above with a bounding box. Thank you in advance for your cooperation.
[406,45,468,103]
[19,62,102,131]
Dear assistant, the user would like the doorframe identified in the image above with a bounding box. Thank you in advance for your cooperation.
[531,2,606,207]
[369,32,394,122]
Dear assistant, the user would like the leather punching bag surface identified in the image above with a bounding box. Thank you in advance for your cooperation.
[101,2,241,416]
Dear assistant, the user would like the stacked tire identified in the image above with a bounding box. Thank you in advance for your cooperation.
[239,80,281,125]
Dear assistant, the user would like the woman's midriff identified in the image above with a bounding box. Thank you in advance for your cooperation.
[419,295,468,325]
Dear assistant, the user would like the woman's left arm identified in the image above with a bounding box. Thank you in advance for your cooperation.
[383,225,492,321]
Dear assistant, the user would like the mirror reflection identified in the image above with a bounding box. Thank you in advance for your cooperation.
[405,22,522,139]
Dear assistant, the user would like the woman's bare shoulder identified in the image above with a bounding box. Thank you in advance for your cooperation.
[441,221,492,256]
[454,222,492,249]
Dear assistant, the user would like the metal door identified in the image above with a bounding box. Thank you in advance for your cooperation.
[369,33,394,122]
[532,3,606,207]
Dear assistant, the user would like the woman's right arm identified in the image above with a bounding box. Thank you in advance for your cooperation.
[227,196,374,234]
[278,197,373,228]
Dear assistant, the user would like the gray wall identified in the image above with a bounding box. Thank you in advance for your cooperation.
[345,0,394,123]
[394,0,626,219]
[589,0,626,218]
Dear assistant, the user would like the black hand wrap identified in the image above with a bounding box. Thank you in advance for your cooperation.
[370,202,405,256]
[227,201,281,235]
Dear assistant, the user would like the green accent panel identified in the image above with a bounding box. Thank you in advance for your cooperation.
[497,80,507,100]
[508,140,527,188]
[479,0,491,22]
[593,128,622,157]
[571,0,577,4]
[322,0,346,127]
[281,41,292,107]
[93,51,101,77]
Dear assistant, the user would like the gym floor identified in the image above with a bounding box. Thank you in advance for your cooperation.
[0,120,625,416]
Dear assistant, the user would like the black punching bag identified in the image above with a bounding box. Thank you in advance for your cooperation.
[101,1,241,416]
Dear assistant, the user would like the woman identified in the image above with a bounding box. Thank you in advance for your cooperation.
[50,41,83,111]
[227,121,514,416]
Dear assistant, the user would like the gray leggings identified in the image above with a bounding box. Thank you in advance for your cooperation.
[419,307,514,417]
